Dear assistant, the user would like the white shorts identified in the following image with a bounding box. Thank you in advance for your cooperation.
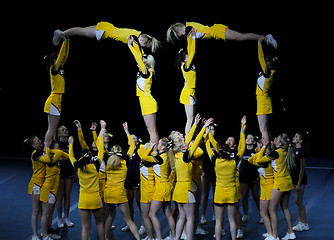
[32,184,41,195]
[47,192,57,204]
[49,104,60,116]
[188,191,196,204]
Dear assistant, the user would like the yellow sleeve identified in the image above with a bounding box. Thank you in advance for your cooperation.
[35,148,52,164]
[185,32,196,69]
[248,152,261,166]
[257,149,273,164]
[54,40,69,71]
[96,136,104,164]
[127,134,136,159]
[69,144,77,167]
[137,147,159,163]
[185,124,197,144]
[77,129,89,150]
[188,127,205,159]
[237,131,246,158]
[129,45,146,74]
[168,167,176,186]
[92,131,98,146]
[205,136,215,161]
[51,149,69,162]
[258,43,267,74]
[209,132,220,153]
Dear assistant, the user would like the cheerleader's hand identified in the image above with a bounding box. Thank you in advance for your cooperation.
[203,118,214,128]
[90,122,97,131]
[68,136,74,145]
[127,36,134,47]
[194,113,202,125]
[73,120,81,129]
[100,120,106,129]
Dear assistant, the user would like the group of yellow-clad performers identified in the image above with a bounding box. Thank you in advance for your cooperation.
[24,20,308,240]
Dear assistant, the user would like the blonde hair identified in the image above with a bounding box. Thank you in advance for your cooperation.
[278,133,296,171]
[166,23,184,44]
[143,54,156,73]
[107,145,123,168]
[140,34,161,54]
[167,131,187,169]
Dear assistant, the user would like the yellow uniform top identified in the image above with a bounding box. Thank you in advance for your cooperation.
[69,136,104,193]
[96,22,141,44]
[44,149,69,185]
[256,43,275,97]
[175,126,206,182]
[186,22,228,40]
[248,147,274,180]
[105,136,135,186]
[50,40,69,94]
[181,28,197,89]
[206,130,246,187]
[30,148,52,186]
[257,148,290,178]
[152,153,170,183]
[137,146,156,184]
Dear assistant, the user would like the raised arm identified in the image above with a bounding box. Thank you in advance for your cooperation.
[184,28,197,70]
[74,120,89,150]
[128,36,146,74]
[123,122,136,158]
[68,136,77,167]
[96,120,106,163]
[54,39,70,71]
[237,116,247,158]
[185,113,201,144]
[258,36,267,73]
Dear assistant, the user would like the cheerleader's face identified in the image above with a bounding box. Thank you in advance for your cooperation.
[103,132,109,143]
[32,136,43,150]
[292,133,302,145]
[57,126,68,138]
[274,136,282,148]
[158,139,166,152]
[225,137,236,148]
[176,25,186,37]
[246,134,255,145]
[131,134,139,146]
[91,141,98,151]
[171,131,184,141]
[138,35,147,47]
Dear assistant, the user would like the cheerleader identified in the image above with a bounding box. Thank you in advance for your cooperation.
[53,21,160,53]
[68,120,106,240]
[139,138,175,240]
[256,36,277,146]
[167,22,277,48]
[291,131,309,232]
[248,140,275,240]
[44,38,69,148]
[168,115,213,240]
[204,116,246,240]
[103,122,140,240]
[257,133,296,240]
[24,136,51,240]
[175,28,198,136]
[128,36,159,154]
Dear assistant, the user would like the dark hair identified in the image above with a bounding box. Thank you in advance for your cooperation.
[21,135,38,154]
[43,51,58,72]
[296,131,310,150]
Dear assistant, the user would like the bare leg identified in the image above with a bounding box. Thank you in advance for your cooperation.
[184,104,195,137]
[92,208,105,240]
[64,178,73,219]
[280,191,293,234]
[41,202,54,237]
[214,205,225,240]
[294,185,307,223]
[269,189,283,238]
[62,25,97,38]
[257,114,271,146]
[119,203,140,240]
[79,209,92,240]
[143,113,159,154]
[240,182,250,216]
[227,204,237,240]
[183,203,195,240]
[105,204,116,240]
[163,202,176,238]
[225,28,264,41]
[140,202,154,240]
[260,199,273,236]
[45,114,60,146]
[149,200,164,240]
[56,179,65,220]
[31,194,41,237]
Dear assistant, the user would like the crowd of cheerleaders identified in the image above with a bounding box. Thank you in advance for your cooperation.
[24,21,309,240]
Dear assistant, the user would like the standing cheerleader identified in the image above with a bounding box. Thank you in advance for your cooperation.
[103,122,140,240]
[24,136,51,240]
[175,28,198,136]
[53,22,160,53]
[204,116,246,240]
[257,133,296,240]
[256,36,277,146]
[167,22,277,48]
[128,36,159,154]
[168,115,213,240]
[44,38,69,147]
[68,120,106,240]
[291,131,309,232]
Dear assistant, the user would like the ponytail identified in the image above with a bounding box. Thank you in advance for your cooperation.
[140,34,161,54]
[166,23,184,44]
[279,133,296,171]
[107,145,123,169]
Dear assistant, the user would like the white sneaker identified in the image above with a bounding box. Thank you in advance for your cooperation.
[110,225,115,230]
[42,236,53,240]
[213,229,225,237]
[53,30,63,46]
[293,222,309,231]
[57,218,64,228]
[180,232,187,240]
[31,236,40,240]
[49,233,61,239]
[121,225,130,232]
[266,34,278,49]
[200,215,207,224]
[138,225,146,235]
[242,215,249,223]
[195,227,208,235]
[236,229,243,238]
[64,218,74,227]
[282,232,296,240]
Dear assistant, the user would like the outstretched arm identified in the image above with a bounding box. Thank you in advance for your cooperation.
[74,120,89,150]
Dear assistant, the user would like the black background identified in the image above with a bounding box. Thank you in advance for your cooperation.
[0,2,330,157]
